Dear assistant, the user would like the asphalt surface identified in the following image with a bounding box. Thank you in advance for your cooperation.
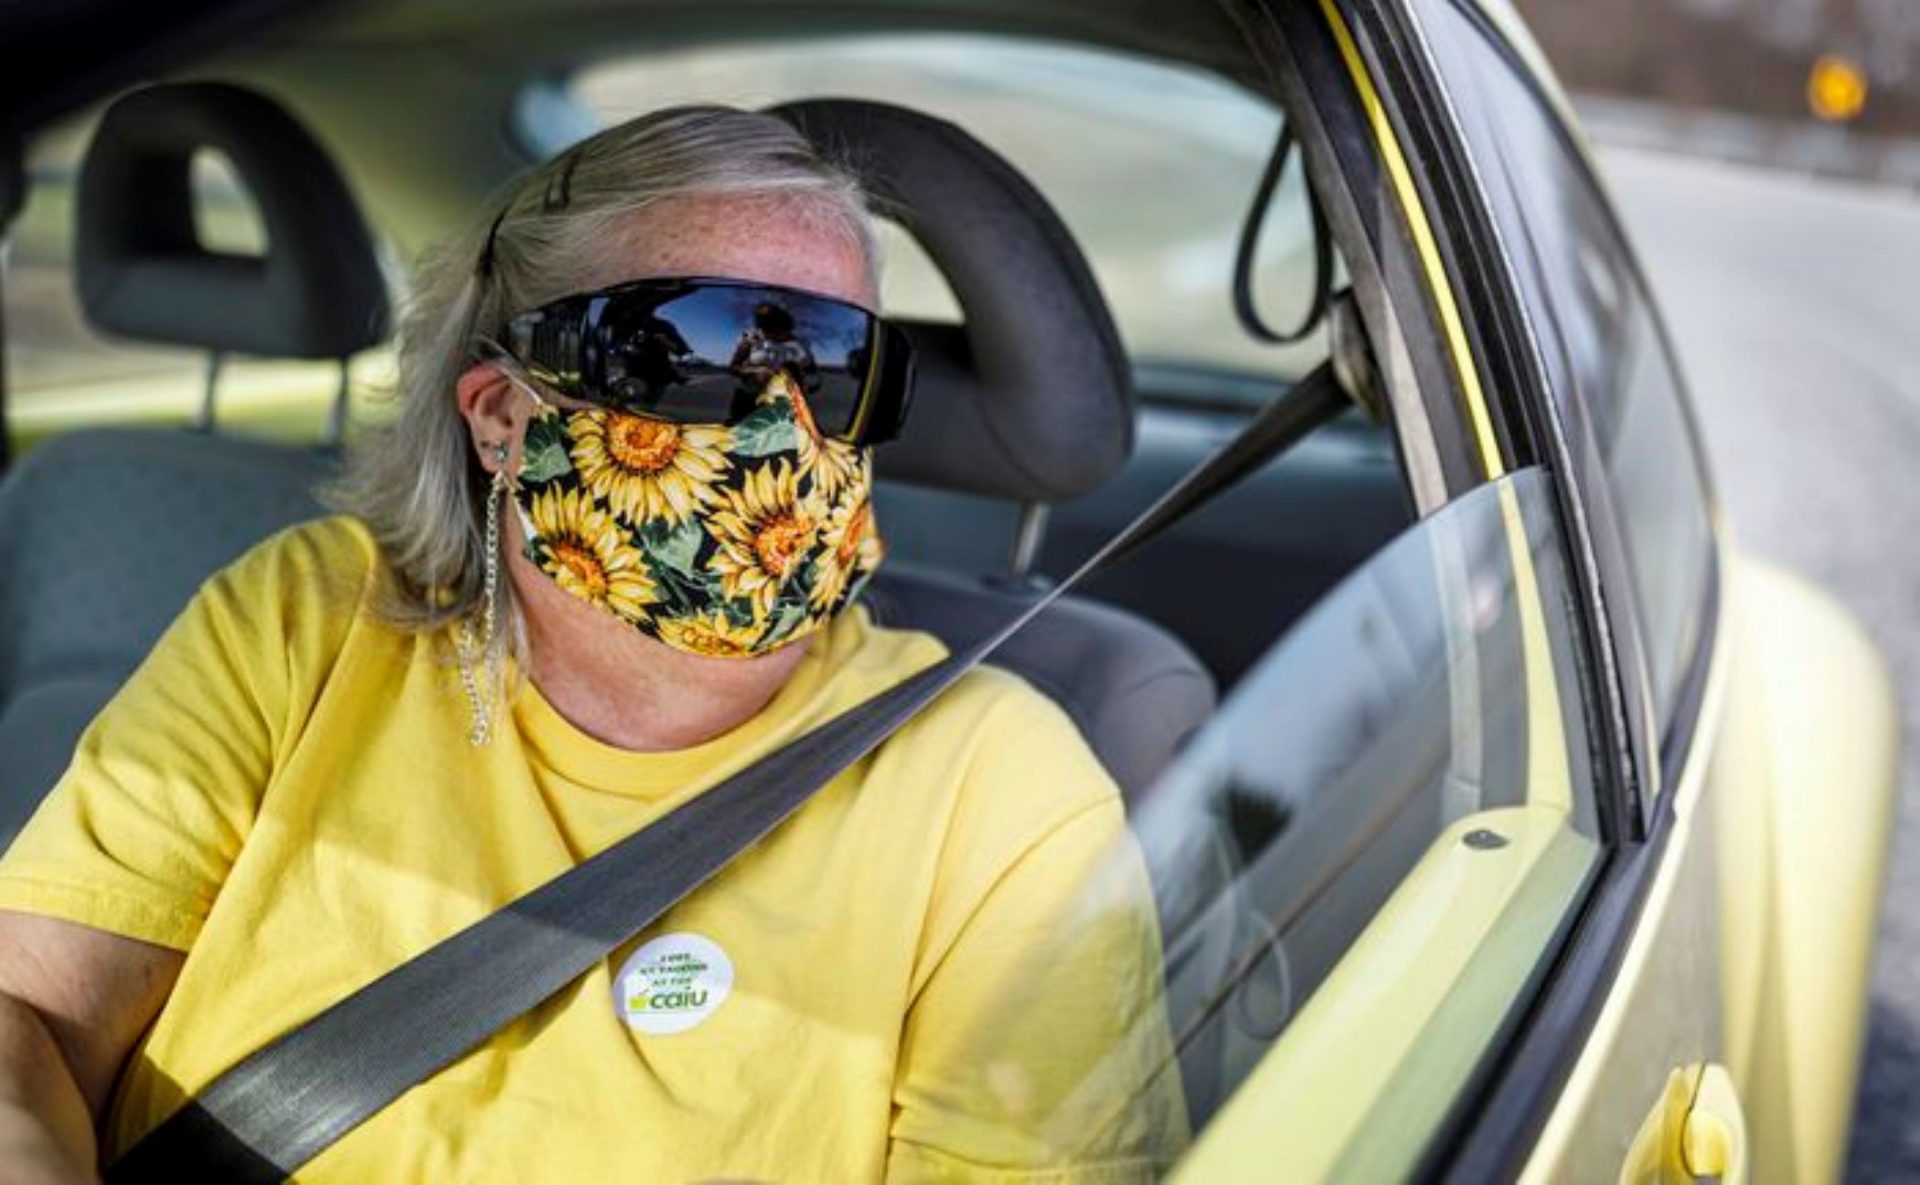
[1595,145,1920,1181]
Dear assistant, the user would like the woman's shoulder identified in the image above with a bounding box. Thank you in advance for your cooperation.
[842,608,1081,737]
[850,609,1119,817]
[199,514,386,645]
[214,514,381,597]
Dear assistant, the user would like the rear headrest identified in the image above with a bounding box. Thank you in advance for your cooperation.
[76,81,389,359]
[772,99,1133,503]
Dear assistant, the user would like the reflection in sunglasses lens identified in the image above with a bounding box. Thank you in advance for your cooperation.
[566,282,881,440]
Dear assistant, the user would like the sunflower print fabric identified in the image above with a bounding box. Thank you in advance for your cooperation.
[512,372,885,659]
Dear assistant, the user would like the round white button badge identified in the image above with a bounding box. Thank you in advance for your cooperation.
[613,933,734,1035]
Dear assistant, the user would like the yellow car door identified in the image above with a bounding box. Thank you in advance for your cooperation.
[1368,0,1899,1180]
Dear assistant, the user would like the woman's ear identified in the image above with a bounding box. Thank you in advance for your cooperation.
[455,360,535,473]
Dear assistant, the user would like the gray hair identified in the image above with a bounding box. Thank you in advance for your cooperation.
[325,105,878,659]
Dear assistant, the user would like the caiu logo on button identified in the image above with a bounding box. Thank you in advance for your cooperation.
[614,932,734,1035]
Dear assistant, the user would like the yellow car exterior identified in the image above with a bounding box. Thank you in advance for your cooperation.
[1176,1,1902,1179]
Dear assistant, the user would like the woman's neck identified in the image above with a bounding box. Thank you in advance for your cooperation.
[505,545,811,753]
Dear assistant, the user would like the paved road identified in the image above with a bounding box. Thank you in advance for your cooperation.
[1596,145,1920,1181]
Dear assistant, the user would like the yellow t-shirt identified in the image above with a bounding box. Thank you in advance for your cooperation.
[0,516,1188,1182]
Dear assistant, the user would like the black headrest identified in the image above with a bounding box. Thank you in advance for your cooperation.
[772,99,1133,503]
[76,82,389,359]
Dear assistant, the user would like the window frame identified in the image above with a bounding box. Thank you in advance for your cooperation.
[1218,0,1655,1172]
[1323,0,1728,1175]
[1410,0,1722,810]
[1237,0,1485,516]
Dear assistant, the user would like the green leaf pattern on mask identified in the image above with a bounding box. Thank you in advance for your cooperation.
[728,403,803,459]
[519,411,574,483]
[519,439,572,485]
[640,517,706,580]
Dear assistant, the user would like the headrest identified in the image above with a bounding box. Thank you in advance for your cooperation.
[772,99,1133,503]
[76,82,389,359]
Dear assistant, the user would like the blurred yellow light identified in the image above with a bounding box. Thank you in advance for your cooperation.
[1808,55,1868,122]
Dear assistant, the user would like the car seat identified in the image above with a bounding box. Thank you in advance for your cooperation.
[0,83,1215,839]
[0,82,370,824]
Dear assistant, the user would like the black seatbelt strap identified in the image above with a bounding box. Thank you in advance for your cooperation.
[106,363,1352,1183]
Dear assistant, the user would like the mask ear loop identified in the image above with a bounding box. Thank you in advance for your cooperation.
[470,337,553,411]
[485,359,555,553]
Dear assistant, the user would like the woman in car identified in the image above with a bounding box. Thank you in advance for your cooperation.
[0,107,1187,1181]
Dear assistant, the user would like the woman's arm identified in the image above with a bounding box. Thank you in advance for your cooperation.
[0,914,182,1184]
[888,687,1189,1182]
[0,525,365,1180]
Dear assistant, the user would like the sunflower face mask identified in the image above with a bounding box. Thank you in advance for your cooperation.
[509,371,885,658]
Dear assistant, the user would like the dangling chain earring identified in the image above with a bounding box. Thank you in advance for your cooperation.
[457,441,513,746]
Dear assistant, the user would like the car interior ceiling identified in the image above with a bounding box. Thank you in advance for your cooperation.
[251,0,1271,80]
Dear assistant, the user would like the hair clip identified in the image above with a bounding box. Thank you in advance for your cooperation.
[476,205,511,278]
[541,147,584,212]
[479,147,584,278]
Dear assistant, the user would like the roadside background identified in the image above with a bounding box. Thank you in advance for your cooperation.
[1521,0,1920,187]
[1513,1,1920,1177]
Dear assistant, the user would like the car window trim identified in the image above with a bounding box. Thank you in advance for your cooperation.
[1460,0,1724,788]
[1238,1,1680,1175]
[1237,0,1478,515]
[1320,0,1646,832]
[1308,0,1639,839]
[1422,0,1723,815]
[1369,0,1730,1172]
[1308,0,1511,483]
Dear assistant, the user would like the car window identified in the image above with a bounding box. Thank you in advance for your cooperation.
[959,466,1601,1174]
[543,34,1330,398]
[1421,2,1715,745]
[2,121,391,452]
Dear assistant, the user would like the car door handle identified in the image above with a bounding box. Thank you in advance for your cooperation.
[1621,1062,1749,1184]
[1681,1063,1748,1183]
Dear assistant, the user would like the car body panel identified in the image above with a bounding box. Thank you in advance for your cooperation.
[1520,550,1900,1182]
[1716,556,1899,1183]
[1518,565,1730,1180]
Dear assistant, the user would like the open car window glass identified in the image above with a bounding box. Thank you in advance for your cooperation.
[549,34,1327,394]
[948,467,1604,1175]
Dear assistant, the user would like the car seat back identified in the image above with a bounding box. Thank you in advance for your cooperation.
[0,430,329,825]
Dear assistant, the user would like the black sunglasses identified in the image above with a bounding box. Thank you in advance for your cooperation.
[495,276,915,447]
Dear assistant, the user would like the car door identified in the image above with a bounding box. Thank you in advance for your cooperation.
[1357,0,1740,1178]
[771,1,1663,1174]
[1083,0,1653,1176]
